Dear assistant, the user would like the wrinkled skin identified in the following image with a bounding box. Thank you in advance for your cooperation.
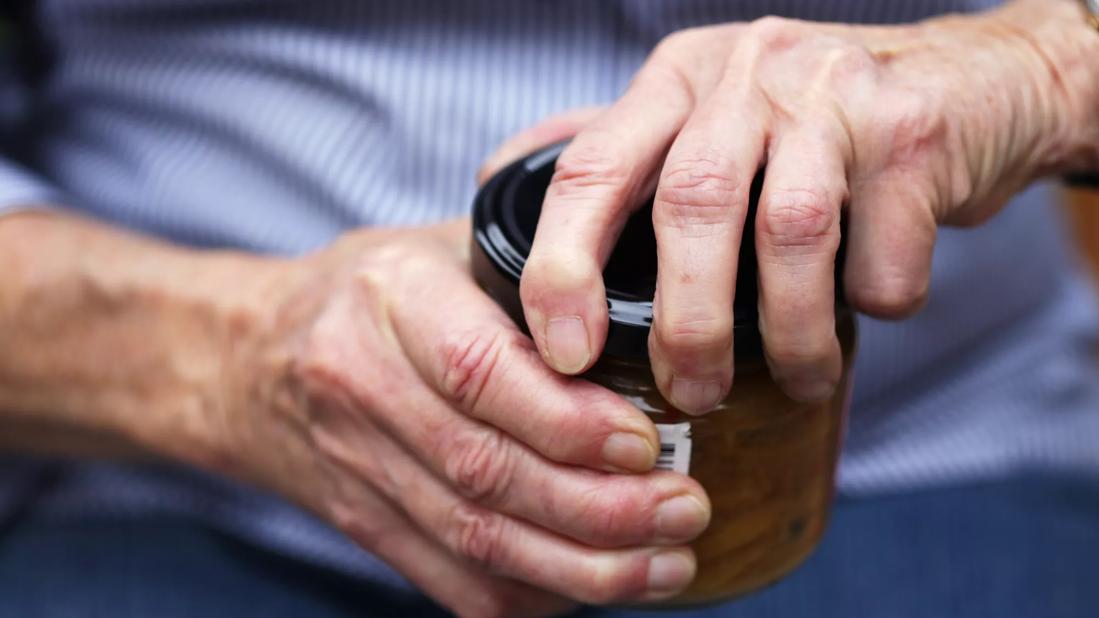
[519,1,1099,412]
[232,221,710,618]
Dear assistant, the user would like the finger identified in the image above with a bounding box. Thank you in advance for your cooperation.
[377,381,709,548]
[477,107,606,185]
[520,59,697,376]
[843,172,936,320]
[302,252,708,548]
[380,261,711,547]
[392,251,660,473]
[327,470,575,618]
[648,86,768,415]
[351,416,698,605]
[754,124,847,402]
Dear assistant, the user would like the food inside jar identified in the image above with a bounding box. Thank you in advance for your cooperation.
[584,313,857,607]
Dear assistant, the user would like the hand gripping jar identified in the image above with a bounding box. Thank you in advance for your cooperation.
[471,143,857,607]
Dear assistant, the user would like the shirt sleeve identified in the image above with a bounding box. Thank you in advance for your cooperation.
[0,156,64,217]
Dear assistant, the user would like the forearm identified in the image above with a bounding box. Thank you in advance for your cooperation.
[0,210,282,466]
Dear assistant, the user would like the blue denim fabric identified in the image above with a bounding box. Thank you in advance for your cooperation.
[2,475,1097,618]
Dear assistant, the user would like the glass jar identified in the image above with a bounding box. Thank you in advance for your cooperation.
[472,142,857,608]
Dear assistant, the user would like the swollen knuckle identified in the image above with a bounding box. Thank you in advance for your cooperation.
[759,189,837,248]
[819,44,877,82]
[445,429,516,506]
[575,489,639,545]
[660,154,743,195]
[747,15,801,51]
[448,502,509,568]
[439,328,521,409]
[654,156,745,235]
[550,141,631,200]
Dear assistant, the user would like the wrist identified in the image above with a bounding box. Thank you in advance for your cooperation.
[992,0,1099,176]
[124,249,295,475]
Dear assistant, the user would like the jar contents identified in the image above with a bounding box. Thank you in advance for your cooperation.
[585,315,856,607]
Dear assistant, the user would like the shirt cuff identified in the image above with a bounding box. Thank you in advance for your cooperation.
[0,158,66,216]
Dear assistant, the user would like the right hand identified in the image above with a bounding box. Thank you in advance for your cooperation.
[218,221,711,617]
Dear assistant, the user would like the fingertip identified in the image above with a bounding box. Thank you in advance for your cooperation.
[521,255,608,376]
[601,426,659,473]
[648,310,736,415]
[643,548,697,601]
[544,315,592,375]
[778,375,839,403]
[668,377,728,415]
[765,338,844,403]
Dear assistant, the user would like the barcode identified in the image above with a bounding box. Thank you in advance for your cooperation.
[654,423,692,475]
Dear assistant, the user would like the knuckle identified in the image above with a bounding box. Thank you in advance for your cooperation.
[572,488,642,546]
[660,153,744,195]
[747,15,801,50]
[759,189,838,250]
[327,500,386,554]
[654,312,734,359]
[438,328,524,409]
[849,275,929,318]
[448,502,510,569]
[521,252,600,297]
[296,321,357,399]
[445,429,516,506]
[355,241,419,278]
[549,140,632,201]
[633,57,698,109]
[652,28,698,59]
[654,155,746,236]
[819,43,878,83]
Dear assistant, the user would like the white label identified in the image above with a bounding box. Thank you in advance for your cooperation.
[655,423,692,475]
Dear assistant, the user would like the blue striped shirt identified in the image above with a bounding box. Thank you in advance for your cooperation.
[2,0,1098,587]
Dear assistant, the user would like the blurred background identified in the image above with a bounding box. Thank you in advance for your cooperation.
[1067,188,1099,280]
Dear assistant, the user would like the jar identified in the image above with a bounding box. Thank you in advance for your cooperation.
[471,143,857,608]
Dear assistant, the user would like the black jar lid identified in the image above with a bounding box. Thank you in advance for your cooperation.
[472,142,846,361]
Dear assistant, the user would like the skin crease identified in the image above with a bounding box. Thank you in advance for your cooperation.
[0,1,1096,617]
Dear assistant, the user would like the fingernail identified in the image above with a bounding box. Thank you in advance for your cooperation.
[655,495,710,541]
[646,551,696,597]
[670,378,723,414]
[602,431,657,472]
[545,316,591,374]
[785,378,836,403]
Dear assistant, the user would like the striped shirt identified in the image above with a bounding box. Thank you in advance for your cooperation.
[2,0,1098,587]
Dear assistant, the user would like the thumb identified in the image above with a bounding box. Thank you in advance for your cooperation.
[477,107,606,186]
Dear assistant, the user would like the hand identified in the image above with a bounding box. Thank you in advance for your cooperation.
[222,221,711,617]
[518,0,1099,411]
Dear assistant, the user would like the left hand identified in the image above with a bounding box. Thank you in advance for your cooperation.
[515,0,1099,411]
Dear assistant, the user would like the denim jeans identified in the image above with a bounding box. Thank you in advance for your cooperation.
[2,475,1097,618]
